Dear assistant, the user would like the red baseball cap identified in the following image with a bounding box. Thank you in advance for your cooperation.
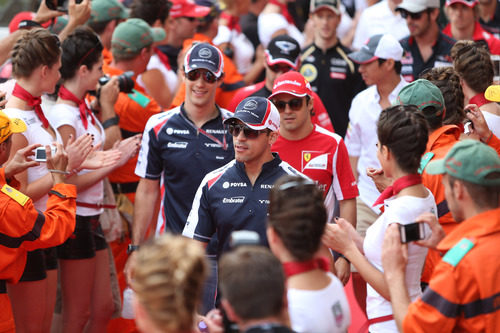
[170,0,211,19]
[9,12,51,33]
[269,71,313,99]
[445,0,478,7]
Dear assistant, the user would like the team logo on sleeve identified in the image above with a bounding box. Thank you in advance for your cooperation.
[302,151,328,170]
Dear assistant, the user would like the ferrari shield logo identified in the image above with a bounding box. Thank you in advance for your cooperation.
[303,153,311,162]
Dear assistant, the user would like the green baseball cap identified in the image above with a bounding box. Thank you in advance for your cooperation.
[89,0,129,24]
[426,139,500,186]
[111,18,166,57]
[395,79,445,119]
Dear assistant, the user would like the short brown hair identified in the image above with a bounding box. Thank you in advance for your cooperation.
[11,28,61,79]
[268,175,326,261]
[452,40,494,93]
[219,246,285,320]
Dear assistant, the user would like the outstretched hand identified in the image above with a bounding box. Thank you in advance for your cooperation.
[3,143,41,179]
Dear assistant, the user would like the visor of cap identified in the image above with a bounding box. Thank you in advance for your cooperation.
[445,0,478,7]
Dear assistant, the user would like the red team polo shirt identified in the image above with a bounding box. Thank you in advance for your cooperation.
[272,125,358,216]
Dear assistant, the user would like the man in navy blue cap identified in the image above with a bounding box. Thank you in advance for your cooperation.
[183,96,305,258]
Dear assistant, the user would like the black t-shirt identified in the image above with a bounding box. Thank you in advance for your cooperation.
[300,42,366,138]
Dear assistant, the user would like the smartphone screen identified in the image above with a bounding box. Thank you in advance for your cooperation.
[399,222,425,243]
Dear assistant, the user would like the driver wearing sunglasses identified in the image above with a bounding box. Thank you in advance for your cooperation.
[183,96,307,261]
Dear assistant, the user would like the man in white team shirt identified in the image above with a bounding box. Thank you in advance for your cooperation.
[344,33,407,313]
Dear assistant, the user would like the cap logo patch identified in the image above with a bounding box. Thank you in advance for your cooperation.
[199,47,212,58]
[243,100,258,110]
[275,41,297,55]
[108,7,121,18]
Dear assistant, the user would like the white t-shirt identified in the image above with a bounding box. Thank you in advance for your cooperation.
[47,103,105,216]
[344,79,408,212]
[137,53,179,96]
[288,272,351,333]
[363,190,436,332]
[4,107,62,211]
[213,25,255,74]
[352,0,409,50]
[258,12,304,48]
[482,110,500,138]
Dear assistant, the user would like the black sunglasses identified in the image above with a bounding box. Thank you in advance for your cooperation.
[269,63,292,73]
[273,98,304,112]
[186,69,218,83]
[181,16,197,22]
[227,123,263,139]
[399,9,427,20]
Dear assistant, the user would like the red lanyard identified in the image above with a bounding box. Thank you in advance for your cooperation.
[373,174,422,207]
[469,93,490,108]
[282,256,329,278]
[58,85,95,129]
[12,83,49,128]
[197,127,227,150]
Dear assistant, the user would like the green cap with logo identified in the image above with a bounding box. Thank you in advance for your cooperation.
[89,0,129,23]
[111,18,166,57]
[395,79,445,119]
[426,139,500,186]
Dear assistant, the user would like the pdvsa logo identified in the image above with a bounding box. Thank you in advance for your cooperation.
[223,182,248,189]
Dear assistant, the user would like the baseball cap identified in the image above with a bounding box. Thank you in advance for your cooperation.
[485,84,500,102]
[310,0,341,15]
[395,79,445,119]
[9,12,51,33]
[0,111,26,144]
[426,140,500,186]
[112,18,166,57]
[184,43,224,78]
[269,71,313,99]
[170,0,211,19]
[348,34,404,64]
[224,96,280,132]
[445,0,478,7]
[265,35,301,70]
[89,0,129,24]
[397,0,440,13]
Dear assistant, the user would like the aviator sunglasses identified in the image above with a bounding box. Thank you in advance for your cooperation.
[227,123,264,139]
[273,98,304,112]
[186,69,218,83]
[398,9,427,20]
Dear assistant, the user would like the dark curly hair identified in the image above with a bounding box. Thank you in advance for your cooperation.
[268,176,326,261]
[60,27,103,80]
[377,105,429,174]
[130,0,170,26]
[420,66,465,126]
[451,40,494,93]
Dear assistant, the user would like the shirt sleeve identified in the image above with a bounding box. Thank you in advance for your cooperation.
[344,97,362,157]
[182,180,216,243]
[48,105,78,130]
[332,138,358,200]
[135,116,164,179]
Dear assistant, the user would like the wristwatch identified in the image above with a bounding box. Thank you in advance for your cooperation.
[127,244,140,255]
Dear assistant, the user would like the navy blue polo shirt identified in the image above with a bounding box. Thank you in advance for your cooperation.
[183,153,304,258]
[400,32,456,82]
[135,104,235,234]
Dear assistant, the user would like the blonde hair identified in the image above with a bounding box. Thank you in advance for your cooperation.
[131,235,208,332]
[11,28,61,79]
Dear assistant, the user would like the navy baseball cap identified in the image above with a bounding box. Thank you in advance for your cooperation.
[224,96,280,132]
[266,35,301,69]
[184,42,224,78]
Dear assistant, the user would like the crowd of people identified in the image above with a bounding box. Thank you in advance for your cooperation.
[0,0,499,332]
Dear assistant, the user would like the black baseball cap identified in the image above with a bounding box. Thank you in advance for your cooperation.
[184,42,224,78]
[265,35,301,70]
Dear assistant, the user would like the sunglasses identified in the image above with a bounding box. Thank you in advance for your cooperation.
[180,16,197,22]
[273,98,304,112]
[269,63,292,73]
[227,123,264,139]
[399,9,426,20]
[186,69,218,83]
